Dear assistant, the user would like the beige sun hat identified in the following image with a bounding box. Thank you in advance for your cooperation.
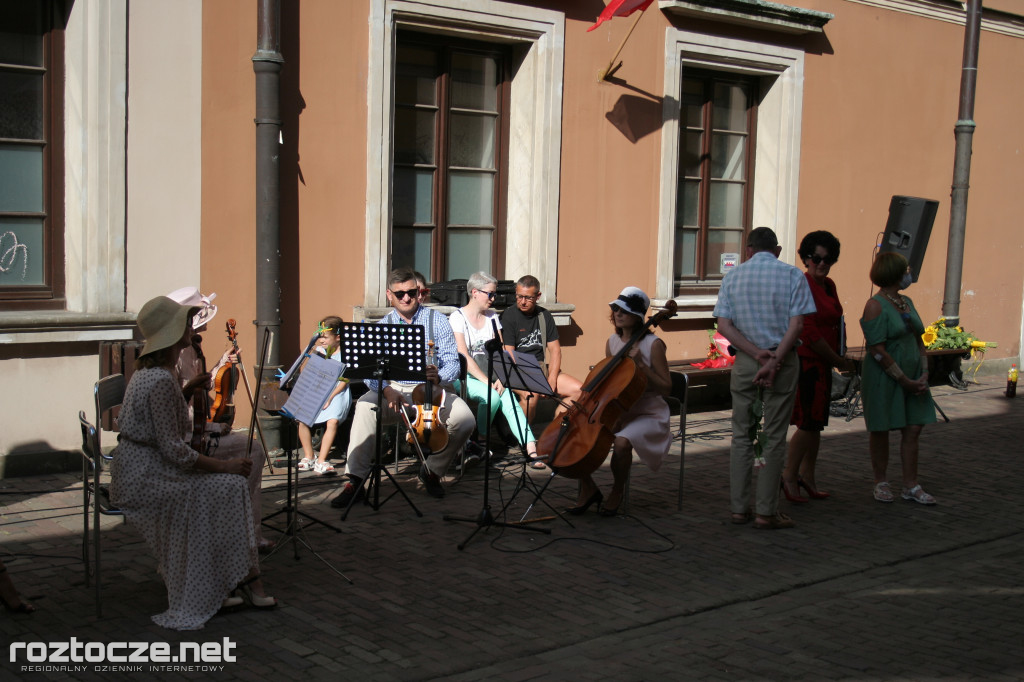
[166,286,218,329]
[138,296,201,357]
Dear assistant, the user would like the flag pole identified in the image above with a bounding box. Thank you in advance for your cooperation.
[598,9,646,81]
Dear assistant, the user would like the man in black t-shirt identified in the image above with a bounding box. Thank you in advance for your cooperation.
[500,275,582,421]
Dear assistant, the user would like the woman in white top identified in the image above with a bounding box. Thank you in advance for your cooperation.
[450,271,538,460]
[567,287,672,517]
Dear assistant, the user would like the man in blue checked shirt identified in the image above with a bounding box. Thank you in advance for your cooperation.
[714,227,816,530]
[331,267,475,507]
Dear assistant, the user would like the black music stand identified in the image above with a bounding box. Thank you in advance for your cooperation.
[337,322,426,519]
[485,349,571,524]
[444,336,552,549]
[254,330,350,583]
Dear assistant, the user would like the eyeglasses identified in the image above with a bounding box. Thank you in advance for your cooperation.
[390,288,419,301]
[808,254,836,265]
[516,294,538,302]
[476,290,497,300]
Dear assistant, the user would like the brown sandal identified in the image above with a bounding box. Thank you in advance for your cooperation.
[753,513,795,530]
[730,510,752,525]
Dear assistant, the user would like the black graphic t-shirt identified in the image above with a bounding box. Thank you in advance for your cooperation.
[499,305,559,364]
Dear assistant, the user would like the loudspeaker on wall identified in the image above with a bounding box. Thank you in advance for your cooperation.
[879,195,939,282]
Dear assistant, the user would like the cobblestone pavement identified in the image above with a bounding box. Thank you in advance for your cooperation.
[2,383,1022,681]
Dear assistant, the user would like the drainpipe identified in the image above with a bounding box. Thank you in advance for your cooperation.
[253,0,284,449]
[941,0,982,328]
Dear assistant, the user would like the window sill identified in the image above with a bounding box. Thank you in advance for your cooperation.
[354,302,577,326]
[0,311,136,344]
[653,295,718,320]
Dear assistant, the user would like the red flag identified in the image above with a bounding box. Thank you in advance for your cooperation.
[587,0,655,32]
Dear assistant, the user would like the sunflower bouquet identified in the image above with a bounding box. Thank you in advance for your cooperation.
[921,317,997,357]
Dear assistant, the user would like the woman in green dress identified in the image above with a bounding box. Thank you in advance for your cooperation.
[859,252,937,505]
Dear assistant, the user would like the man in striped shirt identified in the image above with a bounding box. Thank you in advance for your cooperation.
[332,267,475,508]
[714,227,816,530]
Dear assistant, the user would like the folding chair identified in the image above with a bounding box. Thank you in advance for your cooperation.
[79,373,126,618]
[621,371,688,513]
[666,372,689,511]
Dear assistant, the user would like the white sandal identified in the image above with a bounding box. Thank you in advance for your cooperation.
[873,481,894,503]
[313,460,336,475]
[297,458,315,471]
[901,484,936,505]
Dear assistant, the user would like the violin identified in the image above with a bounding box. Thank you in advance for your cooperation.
[210,319,240,426]
[406,340,449,454]
[536,300,677,478]
[190,334,209,454]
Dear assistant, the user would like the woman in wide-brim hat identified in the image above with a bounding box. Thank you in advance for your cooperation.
[565,287,673,517]
[110,296,276,630]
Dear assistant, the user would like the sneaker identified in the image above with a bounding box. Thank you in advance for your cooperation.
[873,481,894,503]
[901,484,936,505]
[418,468,445,498]
[297,458,315,472]
[464,440,486,463]
[330,480,364,508]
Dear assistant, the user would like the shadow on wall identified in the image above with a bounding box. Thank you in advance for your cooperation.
[2,441,79,478]
[601,75,671,144]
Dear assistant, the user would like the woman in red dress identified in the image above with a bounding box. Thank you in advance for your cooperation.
[782,231,856,502]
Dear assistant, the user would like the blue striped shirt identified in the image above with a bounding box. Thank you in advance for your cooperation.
[365,306,460,392]
[713,251,816,350]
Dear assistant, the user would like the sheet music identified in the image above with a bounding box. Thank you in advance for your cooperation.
[280,353,345,426]
[491,349,554,396]
[279,332,319,389]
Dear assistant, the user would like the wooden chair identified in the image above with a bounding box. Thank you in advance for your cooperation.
[79,373,126,618]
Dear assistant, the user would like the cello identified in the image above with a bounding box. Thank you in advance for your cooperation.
[536,299,677,478]
[210,319,240,425]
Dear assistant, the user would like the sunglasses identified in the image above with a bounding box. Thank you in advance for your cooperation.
[516,294,538,302]
[476,290,497,300]
[390,288,420,301]
[808,254,837,265]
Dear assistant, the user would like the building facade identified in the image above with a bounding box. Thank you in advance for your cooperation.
[2,0,1022,469]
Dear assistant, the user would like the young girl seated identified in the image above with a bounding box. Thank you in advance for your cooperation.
[297,316,352,475]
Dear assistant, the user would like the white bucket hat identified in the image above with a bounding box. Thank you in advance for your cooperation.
[166,286,218,329]
[138,296,200,357]
[608,286,650,320]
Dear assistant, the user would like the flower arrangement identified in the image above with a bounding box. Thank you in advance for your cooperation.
[690,326,735,369]
[921,318,997,357]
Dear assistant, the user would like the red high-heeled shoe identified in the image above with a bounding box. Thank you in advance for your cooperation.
[797,476,830,499]
[781,479,809,503]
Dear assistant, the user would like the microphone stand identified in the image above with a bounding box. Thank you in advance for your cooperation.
[444,320,550,550]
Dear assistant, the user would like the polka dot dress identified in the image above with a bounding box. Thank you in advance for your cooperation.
[110,367,257,630]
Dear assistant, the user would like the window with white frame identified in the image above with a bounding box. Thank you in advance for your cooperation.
[675,71,758,293]
[391,33,512,281]
[657,30,805,309]
[0,1,64,310]
[365,0,563,306]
